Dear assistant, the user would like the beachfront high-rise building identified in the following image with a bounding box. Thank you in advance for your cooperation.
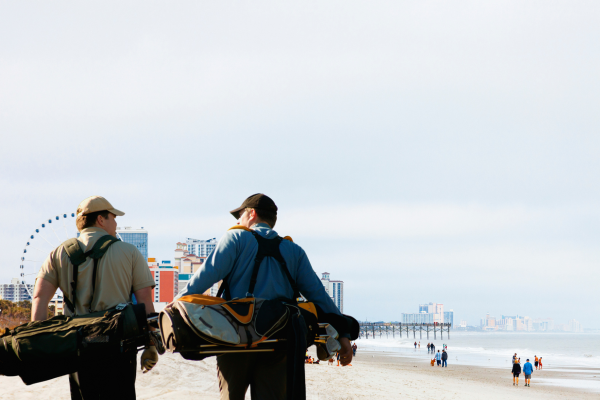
[568,319,583,332]
[483,314,533,331]
[481,313,498,331]
[148,259,179,303]
[532,318,554,331]
[117,227,148,260]
[403,302,449,325]
[443,311,454,328]
[403,313,434,324]
[0,278,34,302]
[186,238,217,257]
[321,272,344,312]
[174,241,221,296]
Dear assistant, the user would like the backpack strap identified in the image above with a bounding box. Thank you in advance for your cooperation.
[87,236,120,313]
[248,231,300,300]
[217,228,296,300]
[62,238,90,315]
[62,235,120,315]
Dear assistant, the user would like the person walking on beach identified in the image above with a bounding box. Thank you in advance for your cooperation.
[512,358,522,386]
[418,341,420,349]
[435,350,442,366]
[441,350,448,367]
[174,193,354,399]
[414,341,417,349]
[31,196,158,400]
[534,355,539,370]
[523,359,533,387]
[352,342,357,357]
[431,343,435,353]
[538,357,542,369]
[512,353,517,364]
[427,343,431,353]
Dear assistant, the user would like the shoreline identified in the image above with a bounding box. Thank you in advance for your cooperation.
[1,349,599,399]
[346,348,600,398]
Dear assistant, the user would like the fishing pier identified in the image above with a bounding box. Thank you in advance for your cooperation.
[359,323,451,340]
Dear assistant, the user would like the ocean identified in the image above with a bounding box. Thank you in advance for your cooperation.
[355,331,600,392]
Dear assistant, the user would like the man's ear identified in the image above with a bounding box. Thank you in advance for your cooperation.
[96,214,105,227]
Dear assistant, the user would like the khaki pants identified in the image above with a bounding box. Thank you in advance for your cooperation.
[217,352,286,400]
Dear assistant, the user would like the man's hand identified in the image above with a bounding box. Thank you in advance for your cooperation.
[338,337,353,366]
[141,345,159,373]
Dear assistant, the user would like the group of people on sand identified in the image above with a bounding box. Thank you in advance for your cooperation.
[306,342,358,366]
[511,353,542,387]
[422,342,448,367]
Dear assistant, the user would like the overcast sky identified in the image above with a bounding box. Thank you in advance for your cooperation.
[1,1,599,327]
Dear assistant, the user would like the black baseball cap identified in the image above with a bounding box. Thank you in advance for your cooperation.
[230,193,278,219]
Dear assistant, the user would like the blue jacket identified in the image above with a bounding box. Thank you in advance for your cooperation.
[523,362,533,375]
[435,352,442,360]
[176,223,341,317]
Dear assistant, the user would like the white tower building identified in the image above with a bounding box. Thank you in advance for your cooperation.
[321,272,344,313]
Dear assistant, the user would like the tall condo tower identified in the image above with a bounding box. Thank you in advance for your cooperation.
[116,227,148,260]
[321,272,344,313]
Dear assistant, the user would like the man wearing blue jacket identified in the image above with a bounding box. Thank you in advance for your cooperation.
[523,359,534,387]
[435,350,442,366]
[176,193,352,400]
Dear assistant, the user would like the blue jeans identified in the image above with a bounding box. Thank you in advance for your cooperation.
[442,360,447,367]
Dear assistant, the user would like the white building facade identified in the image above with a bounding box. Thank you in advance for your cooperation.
[186,238,217,257]
[175,241,220,296]
[321,272,344,313]
[403,302,452,326]
[0,278,34,302]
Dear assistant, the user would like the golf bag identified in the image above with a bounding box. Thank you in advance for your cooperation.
[0,234,152,385]
[0,303,149,385]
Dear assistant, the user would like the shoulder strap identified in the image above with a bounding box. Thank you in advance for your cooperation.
[62,238,90,315]
[217,228,295,299]
[62,235,120,315]
[87,236,120,313]
[247,231,300,299]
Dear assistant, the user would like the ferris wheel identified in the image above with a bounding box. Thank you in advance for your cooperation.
[19,213,78,296]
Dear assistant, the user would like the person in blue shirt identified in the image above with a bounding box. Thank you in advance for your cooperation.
[523,359,534,386]
[435,349,442,366]
[175,193,353,400]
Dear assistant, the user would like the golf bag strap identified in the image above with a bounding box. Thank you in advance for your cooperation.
[62,235,120,315]
[217,228,297,299]
[248,231,300,299]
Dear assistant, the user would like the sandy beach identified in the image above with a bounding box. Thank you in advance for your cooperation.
[1,346,598,399]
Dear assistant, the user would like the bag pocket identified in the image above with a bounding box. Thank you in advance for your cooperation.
[254,299,289,337]
[176,301,241,345]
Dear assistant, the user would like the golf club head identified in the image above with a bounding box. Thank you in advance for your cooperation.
[150,331,166,355]
[316,343,330,361]
[325,324,339,340]
[326,337,341,354]
[315,337,341,360]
